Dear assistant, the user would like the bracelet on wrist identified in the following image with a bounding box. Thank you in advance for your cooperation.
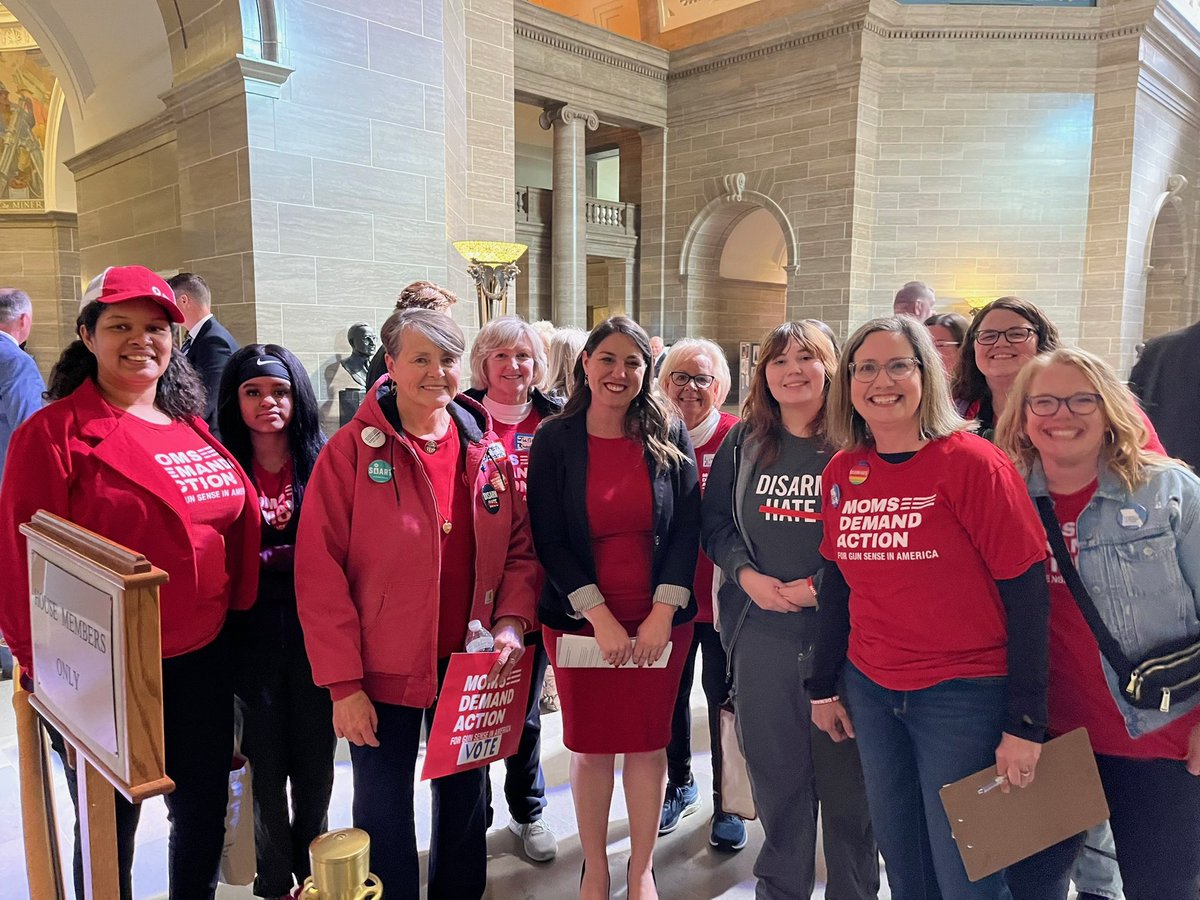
[811,695,840,705]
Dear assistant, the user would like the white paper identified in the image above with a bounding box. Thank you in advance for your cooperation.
[555,634,673,669]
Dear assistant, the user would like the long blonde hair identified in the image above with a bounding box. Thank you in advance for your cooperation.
[826,316,966,451]
[995,347,1171,493]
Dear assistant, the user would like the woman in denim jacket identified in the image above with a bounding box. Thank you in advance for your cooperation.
[998,346,1200,900]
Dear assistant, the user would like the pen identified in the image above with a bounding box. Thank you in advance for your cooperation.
[977,775,1008,795]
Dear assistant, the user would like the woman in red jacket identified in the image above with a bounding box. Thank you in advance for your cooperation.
[295,308,538,900]
[0,265,260,900]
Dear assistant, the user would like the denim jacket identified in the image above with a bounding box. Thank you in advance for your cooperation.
[1028,458,1200,737]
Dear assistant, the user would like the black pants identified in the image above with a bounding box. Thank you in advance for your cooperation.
[485,632,548,825]
[52,630,234,900]
[233,603,336,896]
[349,659,488,900]
[1007,752,1200,900]
[666,622,728,795]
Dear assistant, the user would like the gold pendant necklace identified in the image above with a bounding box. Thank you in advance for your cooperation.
[442,520,453,534]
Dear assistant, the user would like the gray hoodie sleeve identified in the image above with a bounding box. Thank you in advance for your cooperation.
[701,425,755,578]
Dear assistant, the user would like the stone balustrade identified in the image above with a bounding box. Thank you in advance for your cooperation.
[515,186,638,240]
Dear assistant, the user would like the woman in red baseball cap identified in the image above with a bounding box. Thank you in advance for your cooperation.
[0,265,260,900]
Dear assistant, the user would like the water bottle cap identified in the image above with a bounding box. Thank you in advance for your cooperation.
[468,618,483,630]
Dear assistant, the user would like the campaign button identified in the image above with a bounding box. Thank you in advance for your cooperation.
[367,460,393,483]
[849,461,870,485]
[361,426,386,448]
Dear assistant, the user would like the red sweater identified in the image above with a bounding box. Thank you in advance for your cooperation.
[0,379,260,671]
[295,389,539,707]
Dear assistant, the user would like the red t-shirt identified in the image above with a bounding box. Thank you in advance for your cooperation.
[820,430,1047,690]
[490,409,542,498]
[405,420,476,659]
[252,458,294,530]
[133,415,248,607]
[1046,481,1198,759]
[692,412,739,623]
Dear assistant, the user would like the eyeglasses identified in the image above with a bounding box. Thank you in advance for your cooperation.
[849,357,922,383]
[933,340,960,349]
[1025,393,1103,417]
[668,371,715,390]
[976,326,1037,346]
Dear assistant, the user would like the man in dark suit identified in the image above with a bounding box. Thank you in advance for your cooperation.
[1130,320,1200,471]
[169,272,238,437]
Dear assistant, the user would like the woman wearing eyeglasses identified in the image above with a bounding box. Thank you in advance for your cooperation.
[954,297,1061,441]
[703,321,879,899]
[655,340,745,850]
[923,312,969,379]
[995,348,1200,900]
[809,316,1051,900]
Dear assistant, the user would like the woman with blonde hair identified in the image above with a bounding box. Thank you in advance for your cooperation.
[996,347,1200,900]
[702,321,879,898]
[809,315,1050,899]
[544,326,587,402]
[463,314,561,862]
[655,338,747,849]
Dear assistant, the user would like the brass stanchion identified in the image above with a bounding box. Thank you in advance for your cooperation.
[299,828,382,899]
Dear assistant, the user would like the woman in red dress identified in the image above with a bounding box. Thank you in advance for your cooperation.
[527,316,700,900]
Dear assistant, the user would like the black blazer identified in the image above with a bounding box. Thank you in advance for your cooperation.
[186,316,239,436]
[1130,321,1200,472]
[526,410,700,631]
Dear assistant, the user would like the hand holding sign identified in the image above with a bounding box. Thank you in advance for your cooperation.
[488,615,526,685]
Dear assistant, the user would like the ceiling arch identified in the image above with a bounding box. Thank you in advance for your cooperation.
[3,0,172,151]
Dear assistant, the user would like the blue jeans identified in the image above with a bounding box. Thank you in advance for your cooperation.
[844,663,1012,900]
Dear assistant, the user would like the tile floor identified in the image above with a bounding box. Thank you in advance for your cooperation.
[0,677,1097,899]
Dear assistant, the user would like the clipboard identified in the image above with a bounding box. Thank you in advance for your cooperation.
[938,727,1109,882]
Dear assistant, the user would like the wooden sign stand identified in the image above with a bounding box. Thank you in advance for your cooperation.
[17,510,174,899]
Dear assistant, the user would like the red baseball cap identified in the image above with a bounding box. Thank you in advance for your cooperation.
[81,266,184,324]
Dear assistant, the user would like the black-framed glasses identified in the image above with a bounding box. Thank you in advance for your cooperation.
[976,326,1037,346]
[1025,393,1103,417]
[849,357,922,383]
[668,371,715,390]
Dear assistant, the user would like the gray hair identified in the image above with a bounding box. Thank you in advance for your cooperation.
[657,338,732,407]
[469,315,547,392]
[0,288,31,324]
[826,315,966,450]
[380,307,465,359]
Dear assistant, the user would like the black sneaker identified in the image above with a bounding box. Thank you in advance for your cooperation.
[658,778,701,835]
[709,811,747,851]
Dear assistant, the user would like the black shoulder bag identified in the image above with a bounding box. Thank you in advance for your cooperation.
[1036,495,1200,713]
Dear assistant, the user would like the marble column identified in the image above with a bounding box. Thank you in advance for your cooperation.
[539,102,598,329]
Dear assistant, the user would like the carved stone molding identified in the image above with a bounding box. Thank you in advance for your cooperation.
[1145,174,1191,277]
[64,111,175,179]
[722,173,745,202]
[514,20,668,83]
[159,54,294,123]
[539,103,600,132]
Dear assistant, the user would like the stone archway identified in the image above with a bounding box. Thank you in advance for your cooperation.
[677,172,799,347]
[1142,174,1193,342]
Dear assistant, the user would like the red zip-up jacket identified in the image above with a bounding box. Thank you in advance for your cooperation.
[0,378,260,674]
[295,383,539,708]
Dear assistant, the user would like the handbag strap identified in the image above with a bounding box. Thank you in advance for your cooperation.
[1035,495,1136,681]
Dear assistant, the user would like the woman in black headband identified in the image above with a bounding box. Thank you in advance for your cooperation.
[217,344,334,900]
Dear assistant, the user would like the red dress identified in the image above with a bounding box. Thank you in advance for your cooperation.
[545,435,693,753]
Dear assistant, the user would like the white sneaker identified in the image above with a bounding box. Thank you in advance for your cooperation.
[508,817,558,862]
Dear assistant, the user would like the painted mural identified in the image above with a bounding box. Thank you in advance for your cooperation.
[0,47,53,210]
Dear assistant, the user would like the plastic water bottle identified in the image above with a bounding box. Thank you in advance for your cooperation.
[465,619,495,653]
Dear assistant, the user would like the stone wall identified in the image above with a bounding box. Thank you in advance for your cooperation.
[0,212,79,377]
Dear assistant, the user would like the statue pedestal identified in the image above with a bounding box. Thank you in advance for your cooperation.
[339,388,365,427]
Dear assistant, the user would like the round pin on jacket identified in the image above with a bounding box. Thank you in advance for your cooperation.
[367,460,393,483]
[849,461,870,485]
[361,426,386,448]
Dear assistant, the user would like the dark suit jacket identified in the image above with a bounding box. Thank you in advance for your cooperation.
[1130,321,1200,471]
[525,409,700,631]
[185,316,239,436]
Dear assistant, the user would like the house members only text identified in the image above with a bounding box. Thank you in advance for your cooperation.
[421,652,533,780]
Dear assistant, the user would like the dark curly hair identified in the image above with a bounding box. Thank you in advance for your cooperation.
[952,296,1061,409]
[216,344,326,510]
[46,301,206,419]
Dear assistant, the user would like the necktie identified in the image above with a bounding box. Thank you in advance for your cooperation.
[180,336,193,354]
